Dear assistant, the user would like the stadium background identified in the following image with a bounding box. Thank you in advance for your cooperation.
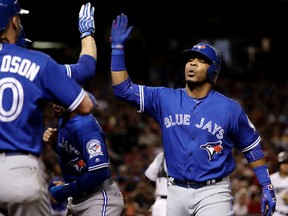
[20,0,288,215]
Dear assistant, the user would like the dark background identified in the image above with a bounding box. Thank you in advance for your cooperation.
[19,0,288,81]
[19,0,288,41]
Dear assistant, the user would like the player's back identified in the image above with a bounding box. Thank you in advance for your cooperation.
[0,43,83,156]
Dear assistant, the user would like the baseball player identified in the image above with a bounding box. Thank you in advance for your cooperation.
[42,3,124,215]
[16,3,97,84]
[145,151,168,216]
[270,151,288,216]
[0,0,95,215]
[42,104,124,216]
[109,13,277,216]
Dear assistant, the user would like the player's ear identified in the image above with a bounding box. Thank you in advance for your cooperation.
[11,16,21,34]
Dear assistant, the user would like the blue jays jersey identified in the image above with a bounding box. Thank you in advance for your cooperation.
[113,78,261,182]
[56,114,109,183]
[0,44,85,156]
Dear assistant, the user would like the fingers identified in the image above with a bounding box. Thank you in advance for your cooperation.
[79,4,84,16]
[43,128,57,144]
[53,181,64,186]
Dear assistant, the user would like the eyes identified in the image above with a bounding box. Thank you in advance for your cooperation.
[187,58,209,65]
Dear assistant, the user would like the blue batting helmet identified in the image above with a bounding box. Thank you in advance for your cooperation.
[0,0,29,31]
[278,151,288,164]
[181,43,221,84]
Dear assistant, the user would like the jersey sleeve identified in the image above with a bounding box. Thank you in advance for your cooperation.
[232,110,261,151]
[41,57,85,112]
[62,54,96,84]
[77,117,109,172]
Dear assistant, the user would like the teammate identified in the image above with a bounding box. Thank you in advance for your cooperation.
[109,13,276,216]
[145,151,168,216]
[270,151,288,216]
[41,3,124,215]
[42,104,124,216]
[0,0,95,216]
[16,3,96,84]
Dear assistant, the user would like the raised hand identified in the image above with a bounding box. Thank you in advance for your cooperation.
[79,2,95,39]
[110,13,133,50]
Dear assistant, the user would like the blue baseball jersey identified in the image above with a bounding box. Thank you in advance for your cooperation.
[113,78,261,182]
[55,114,109,183]
[0,44,85,156]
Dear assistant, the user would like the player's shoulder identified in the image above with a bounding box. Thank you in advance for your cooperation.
[212,90,242,108]
[73,114,103,132]
[5,44,49,58]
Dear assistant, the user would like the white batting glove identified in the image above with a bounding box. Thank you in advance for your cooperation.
[79,2,95,39]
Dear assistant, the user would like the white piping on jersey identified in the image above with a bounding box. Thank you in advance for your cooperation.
[89,163,109,171]
[64,64,72,78]
[138,85,144,113]
[66,89,85,112]
[237,136,261,152]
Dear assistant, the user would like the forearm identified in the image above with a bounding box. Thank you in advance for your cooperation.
[50,167,111,202]
[111,70,129,85]
[111,49,129,85]
[80,36,96,60]
[250,158,267,169]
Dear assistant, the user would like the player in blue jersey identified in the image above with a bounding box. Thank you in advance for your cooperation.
[41,3,124,215]
[0,1,96,216]
[42,104,124,216]
[109,13,277,216]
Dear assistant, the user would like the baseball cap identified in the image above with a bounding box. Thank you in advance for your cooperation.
[0,0,29,31]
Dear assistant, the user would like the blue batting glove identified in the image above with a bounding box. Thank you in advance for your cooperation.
[16,25,32,48]
[261,184,276,216]
[79,2,95,39]
[110,13,133,50]
[50,182,78,203]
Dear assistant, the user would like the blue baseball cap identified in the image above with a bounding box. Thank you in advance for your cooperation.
[0,0,29,31]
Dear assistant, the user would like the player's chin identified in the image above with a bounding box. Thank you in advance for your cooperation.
[185,77,197,84]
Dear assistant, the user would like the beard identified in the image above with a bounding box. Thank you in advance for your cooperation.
[185,76,210,87]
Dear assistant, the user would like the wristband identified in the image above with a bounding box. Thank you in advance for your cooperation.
[253,165,271,187]
[50,181,78,202]
[80,31,94,39]
[111,50,126,71]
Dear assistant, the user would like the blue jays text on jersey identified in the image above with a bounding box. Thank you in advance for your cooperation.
[164,116,225,140]
[113,78,261,182]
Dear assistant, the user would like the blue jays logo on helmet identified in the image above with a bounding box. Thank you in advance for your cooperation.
[0,0,29,31]
[200,141,223,161]
[181,42,221,84]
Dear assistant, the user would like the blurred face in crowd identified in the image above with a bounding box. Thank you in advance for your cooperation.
[280,162,288,176]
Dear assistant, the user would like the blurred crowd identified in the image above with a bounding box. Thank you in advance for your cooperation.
[39,37,287,216]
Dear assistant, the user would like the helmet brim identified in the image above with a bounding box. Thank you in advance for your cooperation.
[181,49,213,65]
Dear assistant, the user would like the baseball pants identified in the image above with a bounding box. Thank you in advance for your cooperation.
[167,176,234,216]
[0,153,52,216]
